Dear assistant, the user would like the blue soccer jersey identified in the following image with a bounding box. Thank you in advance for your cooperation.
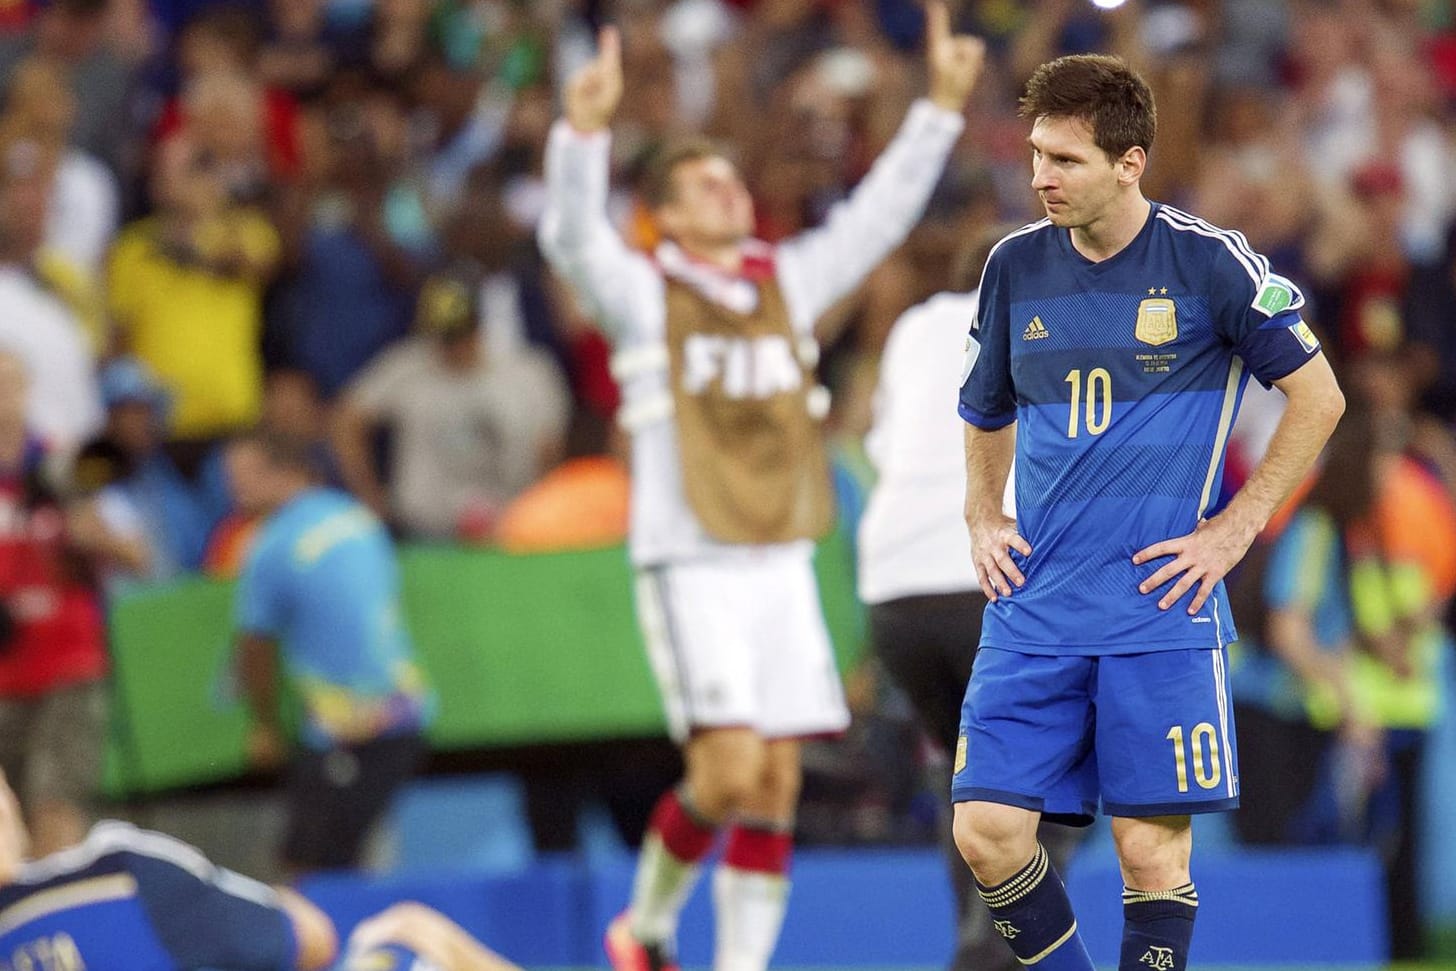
[0,821,297,970]
[959,203,1322,655]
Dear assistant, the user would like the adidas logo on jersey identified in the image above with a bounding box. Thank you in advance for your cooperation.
[1022,316,1050,341]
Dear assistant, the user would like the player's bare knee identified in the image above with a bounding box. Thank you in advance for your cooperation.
[687,747,765,818]
[1112,816,1192,890]
[953,802,1038,884]
[758,747,802,810]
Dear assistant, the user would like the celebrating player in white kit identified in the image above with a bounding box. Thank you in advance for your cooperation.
[539,7,984,971]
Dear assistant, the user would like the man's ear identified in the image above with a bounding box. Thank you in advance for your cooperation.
[1117,146,1147,187]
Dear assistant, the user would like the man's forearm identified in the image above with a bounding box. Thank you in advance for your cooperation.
[237,634,280,729]
[330,406,388,513]
[1221,364,1344,542]
[964,423,1015,520]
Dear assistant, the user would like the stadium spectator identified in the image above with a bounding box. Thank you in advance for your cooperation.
[108,131,281,461]
[155,4,303,188]
[267,85,428,398]
[259,0,341,101]
[347,0,434,89]
[0,143,102,454]
[0,350,114,856]
[1,56,119,276]
[331,267,569,541]
[0,0,139,180]
[438,170,565,365]
[86,357,213,582]
[229,429,434,874]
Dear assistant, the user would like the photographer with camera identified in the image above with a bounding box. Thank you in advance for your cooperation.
[0,348,138,856]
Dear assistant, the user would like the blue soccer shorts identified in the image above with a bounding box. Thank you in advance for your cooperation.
[951,647,1240,824]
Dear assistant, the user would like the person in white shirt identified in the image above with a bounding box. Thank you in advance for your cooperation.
[858,231,1084,971]
[0,152,102,454]
[538,7,984,971]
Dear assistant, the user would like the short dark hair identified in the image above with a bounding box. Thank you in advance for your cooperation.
[181,4,264,66]
[638,136,727,208]
[232,428,318,479]
[1019,55,1156,160]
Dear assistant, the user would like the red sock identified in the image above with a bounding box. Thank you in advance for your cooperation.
[722,824,793,875]
[648,789,718,863]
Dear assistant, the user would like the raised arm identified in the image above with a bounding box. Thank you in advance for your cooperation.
[537,27,659,340]
[775,2,980,327]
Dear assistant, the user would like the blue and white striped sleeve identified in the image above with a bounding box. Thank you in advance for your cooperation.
[1208,234,1320,387]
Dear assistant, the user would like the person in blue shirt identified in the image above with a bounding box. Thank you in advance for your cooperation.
[231,430,433,875]
[953,56,1346,971]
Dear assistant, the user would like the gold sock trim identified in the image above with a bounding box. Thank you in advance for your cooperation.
[980,845,1049,908]
[1122,882,1199,907]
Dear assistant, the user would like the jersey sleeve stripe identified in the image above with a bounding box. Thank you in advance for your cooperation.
[17,822,279,909]
[0,873,138,937]
[1154,210,1268,288]
[972,219,1053,302]
[1195,357,1245,519]
[1158,206,1272,279]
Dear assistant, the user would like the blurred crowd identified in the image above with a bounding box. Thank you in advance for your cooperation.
[0,0,1453,950]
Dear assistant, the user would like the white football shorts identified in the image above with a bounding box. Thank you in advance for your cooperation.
[633,547,851,743]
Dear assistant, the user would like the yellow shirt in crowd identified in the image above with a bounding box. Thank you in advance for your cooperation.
[107,211,280,440]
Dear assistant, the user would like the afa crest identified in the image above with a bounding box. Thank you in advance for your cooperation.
[1135,298,1178,347]
[1140,946,1175,970]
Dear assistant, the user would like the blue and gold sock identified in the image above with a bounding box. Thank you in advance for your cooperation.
[1120,883,1198,971]
[975,843,1095,970]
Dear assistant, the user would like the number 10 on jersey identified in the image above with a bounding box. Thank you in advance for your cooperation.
[1064,368,1111,438]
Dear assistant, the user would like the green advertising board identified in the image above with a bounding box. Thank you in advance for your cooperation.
[104,535,864,797]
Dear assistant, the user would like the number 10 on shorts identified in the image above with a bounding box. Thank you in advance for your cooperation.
[1165,723,1221,792]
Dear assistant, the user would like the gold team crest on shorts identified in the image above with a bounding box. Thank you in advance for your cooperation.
[1136,296,1178,347]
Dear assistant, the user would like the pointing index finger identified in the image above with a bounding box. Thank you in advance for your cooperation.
[598,25,621,70]
[925,1,951,48]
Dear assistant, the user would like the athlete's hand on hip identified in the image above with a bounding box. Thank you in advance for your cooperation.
[565,26,623,133]
[925,1,986,113]
[1133,515,1256,614]
[966,511,1032,602]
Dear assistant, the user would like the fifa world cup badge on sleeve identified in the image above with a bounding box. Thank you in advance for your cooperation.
[1135,297,1177,346]
[954,735,968,774]
[1289,319,1320,353]
[960,334,978,384]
